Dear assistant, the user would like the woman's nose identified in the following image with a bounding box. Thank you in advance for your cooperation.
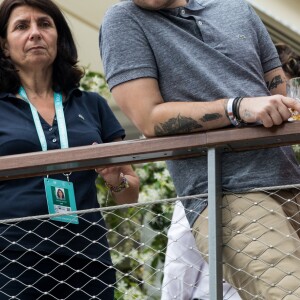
[28,25,41,40]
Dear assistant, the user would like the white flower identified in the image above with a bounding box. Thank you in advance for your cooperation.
[138,191,151,203]
[153,161,166,169]
[154,172,163,181]
[92,75,103,86]
[138,250,156,264]
[162,168,171,178]
[123,287,148,300]
[116,280,128,293]
[128,248,139,260]
[146,188,161,201]
[111,252,125,265]
[135,168,148,181]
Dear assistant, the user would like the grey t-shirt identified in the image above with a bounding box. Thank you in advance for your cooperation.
[100,0,300,226]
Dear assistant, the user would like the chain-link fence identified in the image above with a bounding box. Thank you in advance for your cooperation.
[1,186,300,299]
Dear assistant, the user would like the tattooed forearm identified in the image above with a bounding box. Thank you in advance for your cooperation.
[154,114,203,136]
[201,113,222,122]
[266,75,284,91]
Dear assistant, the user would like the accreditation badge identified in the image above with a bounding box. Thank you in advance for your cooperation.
[44,178,79,224]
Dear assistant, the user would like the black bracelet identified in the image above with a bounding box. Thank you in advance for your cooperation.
[232,97,240,120]
[232,97,248,127]
[235,97,244,122]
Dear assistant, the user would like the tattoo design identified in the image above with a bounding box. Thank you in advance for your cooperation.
[201,113,222,122]
[154,114,203,136]
[266,75,284,91]
[242,109,252,120]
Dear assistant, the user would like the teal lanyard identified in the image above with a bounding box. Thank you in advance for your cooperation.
[18,86,69,151]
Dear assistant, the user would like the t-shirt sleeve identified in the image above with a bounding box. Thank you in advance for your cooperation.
[99,4,158,90]
[247,3,281,73]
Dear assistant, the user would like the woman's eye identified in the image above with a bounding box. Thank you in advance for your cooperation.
[41,22,50,28]
[39,20,53,28]
[16,23,27,30]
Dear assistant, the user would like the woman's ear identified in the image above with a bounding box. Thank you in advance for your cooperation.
[0,38,9,57]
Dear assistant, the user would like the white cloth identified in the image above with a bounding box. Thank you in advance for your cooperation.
[162,201,241,300]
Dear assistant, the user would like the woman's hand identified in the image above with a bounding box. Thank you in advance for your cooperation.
[95,165,124,186]
[93,142,140,204]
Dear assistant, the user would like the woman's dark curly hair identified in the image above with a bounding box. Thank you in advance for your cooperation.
[0,0,84,94]
[275,43,300,79]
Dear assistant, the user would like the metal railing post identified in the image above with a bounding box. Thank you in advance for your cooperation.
[208,147,223,299]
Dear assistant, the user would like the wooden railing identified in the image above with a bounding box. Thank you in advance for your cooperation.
[1,121,300,180]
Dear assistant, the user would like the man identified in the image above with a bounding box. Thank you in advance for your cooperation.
[100,0,300,298]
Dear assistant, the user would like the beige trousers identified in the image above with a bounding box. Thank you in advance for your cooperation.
[192,191,300,300]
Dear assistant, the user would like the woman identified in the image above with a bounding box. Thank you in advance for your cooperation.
[56,188,65,200]
[0,0,139,299]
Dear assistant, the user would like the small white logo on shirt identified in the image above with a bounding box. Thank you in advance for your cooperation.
[237,34,246,40]
[78,114,85,120]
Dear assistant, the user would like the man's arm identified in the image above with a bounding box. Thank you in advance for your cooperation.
[112,76,300,137]
[112,77,231,137]
[264,67,287,96]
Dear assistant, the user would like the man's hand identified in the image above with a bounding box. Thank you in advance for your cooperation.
[239,95,300,127]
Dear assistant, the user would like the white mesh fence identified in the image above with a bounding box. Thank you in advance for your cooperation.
[1,186,300,299]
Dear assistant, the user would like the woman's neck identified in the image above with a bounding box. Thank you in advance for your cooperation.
[19,71,57,125]
[18,67,53,98]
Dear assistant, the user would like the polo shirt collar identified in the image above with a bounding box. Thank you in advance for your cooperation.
[65,88,82,101]
[163,0,204,16]
[0,92,15,100]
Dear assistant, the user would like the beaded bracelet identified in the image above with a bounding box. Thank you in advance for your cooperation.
[105,173,129,193]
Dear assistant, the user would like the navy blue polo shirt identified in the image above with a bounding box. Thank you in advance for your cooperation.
[0,89,125,264]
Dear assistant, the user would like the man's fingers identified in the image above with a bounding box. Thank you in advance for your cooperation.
[259,112,273,128]
[282,96,300,111]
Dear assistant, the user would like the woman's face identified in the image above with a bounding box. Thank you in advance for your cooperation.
[3,5,58,72]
